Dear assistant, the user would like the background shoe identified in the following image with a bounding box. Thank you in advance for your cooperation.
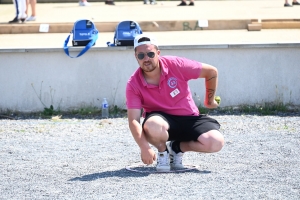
[178,1,187,6]
[26,16,36,21]
[167,141,185,169]
[105,0,115,5]
[79,1,90,6]
[292,1,300,5]
[189,2,194,6]
[150,0,157,5]
[284,3,292,6]
[8,17,19,23]
[156,151,170,172]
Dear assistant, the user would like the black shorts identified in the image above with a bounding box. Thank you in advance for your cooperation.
[142,111,220,142]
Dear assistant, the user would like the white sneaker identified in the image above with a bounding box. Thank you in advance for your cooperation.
[156,151,170,172]
[167,141,185,169]
[26,16,36,21]
[18,13,27,20]
[79,1,90,6]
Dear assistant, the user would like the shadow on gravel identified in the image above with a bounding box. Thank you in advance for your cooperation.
[69,168,208,181]
[69,169,149,181]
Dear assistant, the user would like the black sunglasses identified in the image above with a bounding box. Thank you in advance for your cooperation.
[137,52,155,60]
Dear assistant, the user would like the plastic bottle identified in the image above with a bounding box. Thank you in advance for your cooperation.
[102,98,109,118]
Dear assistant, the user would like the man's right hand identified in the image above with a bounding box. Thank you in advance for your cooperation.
[140,148,156,165]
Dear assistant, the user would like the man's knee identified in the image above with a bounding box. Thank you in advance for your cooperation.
[198,130,224,152]
[211,134,224,152]
[143,116,169,147]
[143,116,168,136]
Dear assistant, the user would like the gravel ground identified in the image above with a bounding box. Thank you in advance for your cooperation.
[1,114,300,200]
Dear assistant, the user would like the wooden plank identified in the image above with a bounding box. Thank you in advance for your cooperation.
[0,19,256,34]
[0,23,73,34]
[94,22,118,32]
[262,21,300,29]
[262,19,300,22]
[50,24,73,33]
[248,23,262,31]
[139,20,252,31]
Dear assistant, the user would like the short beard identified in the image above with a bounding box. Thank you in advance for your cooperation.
[141,62,157,73]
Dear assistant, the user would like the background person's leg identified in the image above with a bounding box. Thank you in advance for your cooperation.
[9,0,20,23]
[26,0,36,21]
[17,0,27,20]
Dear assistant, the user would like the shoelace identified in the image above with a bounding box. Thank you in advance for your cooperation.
[158,153,169,165]
[170,153,183,164]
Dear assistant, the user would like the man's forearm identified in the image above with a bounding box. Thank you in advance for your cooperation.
[129,120,151,150]
[204,68,218,106]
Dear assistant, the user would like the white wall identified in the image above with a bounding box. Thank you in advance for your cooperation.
[0,43,299,112]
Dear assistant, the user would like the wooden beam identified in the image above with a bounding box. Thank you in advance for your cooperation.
[247,23,262,31]
[262,21,300,29]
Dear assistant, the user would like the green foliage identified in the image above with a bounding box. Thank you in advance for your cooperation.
[70,106,100,116]
[43,105,54,116]
[110,105,125,116]
[31,82,62,117]
[198,106,210,114]
[41,105,62,117]
[198,102,296,116]
[238,102,288,115]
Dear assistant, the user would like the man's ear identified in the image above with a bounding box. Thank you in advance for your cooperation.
[134,53,138,60]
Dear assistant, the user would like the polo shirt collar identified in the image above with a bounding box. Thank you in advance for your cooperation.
[138,57,169,87]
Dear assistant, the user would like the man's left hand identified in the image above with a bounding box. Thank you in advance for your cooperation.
[204,96,221,109]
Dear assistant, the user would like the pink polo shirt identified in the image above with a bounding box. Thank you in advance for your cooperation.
[126,56,202,116]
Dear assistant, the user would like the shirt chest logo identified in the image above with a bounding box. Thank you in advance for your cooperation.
[167,77,177,88]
